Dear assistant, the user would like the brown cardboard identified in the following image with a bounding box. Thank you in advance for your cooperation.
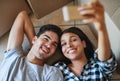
[0,0,31,38]
[27,0,73,19]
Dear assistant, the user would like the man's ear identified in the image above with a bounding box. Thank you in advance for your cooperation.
[32,36,38,44]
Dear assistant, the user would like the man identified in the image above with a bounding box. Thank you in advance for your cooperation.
[0,11,63,81]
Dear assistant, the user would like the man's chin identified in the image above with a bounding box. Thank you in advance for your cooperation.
[37,55,49,60]
[38,52,52,60]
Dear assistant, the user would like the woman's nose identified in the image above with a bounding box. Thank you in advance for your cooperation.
[67,42,72,47]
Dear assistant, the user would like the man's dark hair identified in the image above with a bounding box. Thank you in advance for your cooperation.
[37,24,62,38]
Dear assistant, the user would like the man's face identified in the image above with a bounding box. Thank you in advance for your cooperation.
[32,31,59,60]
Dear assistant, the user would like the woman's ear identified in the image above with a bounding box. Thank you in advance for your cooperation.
[32,36,38,44]
[82,40,86,48]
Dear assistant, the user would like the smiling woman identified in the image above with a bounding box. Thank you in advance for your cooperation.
[54,0,118,80]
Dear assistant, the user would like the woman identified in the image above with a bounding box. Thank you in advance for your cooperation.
[54,0,117,81]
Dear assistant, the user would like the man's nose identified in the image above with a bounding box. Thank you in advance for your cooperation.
[46,44,50,48]
[46,42,51,48]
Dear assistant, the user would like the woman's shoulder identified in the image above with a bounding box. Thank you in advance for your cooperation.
[54,62,68,70]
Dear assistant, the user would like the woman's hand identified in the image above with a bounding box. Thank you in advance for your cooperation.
[78,0,105,31]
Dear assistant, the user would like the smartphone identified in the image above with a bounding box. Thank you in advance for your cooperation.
[62,6,85,21]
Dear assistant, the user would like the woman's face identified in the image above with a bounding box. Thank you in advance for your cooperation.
[61,32,86,60]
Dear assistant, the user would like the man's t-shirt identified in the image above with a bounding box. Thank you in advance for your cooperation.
[0,46,63,81]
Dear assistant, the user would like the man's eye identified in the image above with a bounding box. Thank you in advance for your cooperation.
[44,38,48,41]
[52,43,57,47]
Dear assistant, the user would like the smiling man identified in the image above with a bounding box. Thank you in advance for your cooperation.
[0,10,63,81]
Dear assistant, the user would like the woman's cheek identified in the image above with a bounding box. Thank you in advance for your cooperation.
[62,46,66,54]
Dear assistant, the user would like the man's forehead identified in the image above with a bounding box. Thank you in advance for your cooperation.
[42,31,59,42]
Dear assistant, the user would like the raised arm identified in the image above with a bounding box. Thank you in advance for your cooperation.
[7,11,35,51]
[78,0,111,61]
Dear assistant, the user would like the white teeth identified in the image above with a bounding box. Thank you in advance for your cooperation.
[42,45,49,54]
[69,50,75,54]
[67,49,76,54]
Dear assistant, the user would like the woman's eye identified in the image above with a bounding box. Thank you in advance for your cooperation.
[61,43,66,47]
[71,39,77,42]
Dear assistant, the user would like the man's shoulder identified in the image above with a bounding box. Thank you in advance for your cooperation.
[4,46,24,58]
[43,64,62,73]
[43,64,63,80]
[44,64,58,70]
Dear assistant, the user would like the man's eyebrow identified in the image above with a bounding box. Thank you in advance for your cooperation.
[44,35,58,45]
[44,35,51,40]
